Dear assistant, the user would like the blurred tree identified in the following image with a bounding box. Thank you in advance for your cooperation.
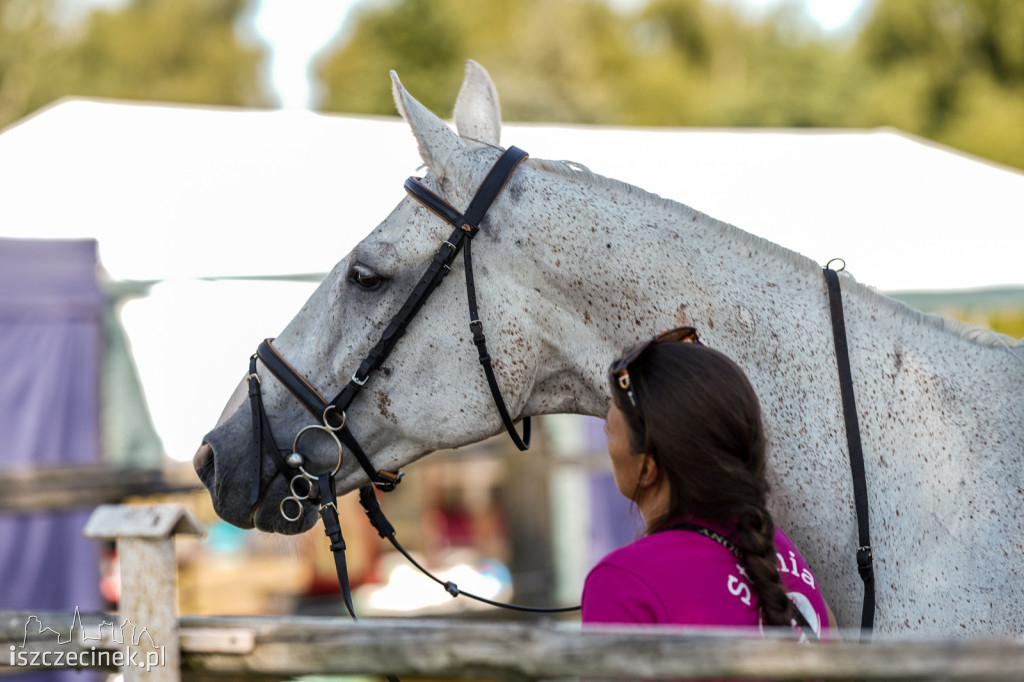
[853,0,1024,167]
[64,0,268,106]
[315,0,856,128]
[315,0,1024,171]
[0,0,270,131]
[316,0,641,124]
[0,0,64,127]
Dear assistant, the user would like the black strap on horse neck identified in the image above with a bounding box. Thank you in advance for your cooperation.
[823,263,875,636]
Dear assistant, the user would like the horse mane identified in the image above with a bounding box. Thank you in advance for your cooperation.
[525,155,1022,352]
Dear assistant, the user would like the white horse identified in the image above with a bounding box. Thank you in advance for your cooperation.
[194,61,1024,635]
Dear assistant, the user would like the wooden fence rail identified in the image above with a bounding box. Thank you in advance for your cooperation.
[0,465,194,513]
[4,610,1024,681]
[2,504,1023,681]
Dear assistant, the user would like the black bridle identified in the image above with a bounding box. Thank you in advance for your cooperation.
[240,144,870,637]
[245,146,577,618]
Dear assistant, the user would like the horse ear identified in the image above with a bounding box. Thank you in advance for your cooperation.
[454,60,502,146]
[391,70,467,177]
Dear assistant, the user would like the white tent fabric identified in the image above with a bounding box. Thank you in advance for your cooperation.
[2,99,1021,461]
[3,98,1023,289]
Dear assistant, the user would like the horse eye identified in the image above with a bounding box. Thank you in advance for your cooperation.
[349,264,384,291]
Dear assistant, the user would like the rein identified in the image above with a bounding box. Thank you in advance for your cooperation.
[245,146,578,620]
[823,260,875,637]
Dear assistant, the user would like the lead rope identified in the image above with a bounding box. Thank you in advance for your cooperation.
[823,261,875,637]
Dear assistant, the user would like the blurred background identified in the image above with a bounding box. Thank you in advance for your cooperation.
[2,0,1023,664]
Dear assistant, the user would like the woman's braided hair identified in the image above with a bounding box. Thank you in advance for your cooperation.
[609,341,795,627]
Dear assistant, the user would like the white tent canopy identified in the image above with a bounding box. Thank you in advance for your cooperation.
[2,99,1022,461]
[3,98,1023,289]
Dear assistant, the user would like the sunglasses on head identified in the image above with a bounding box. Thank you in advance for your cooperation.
[611,326,702,424]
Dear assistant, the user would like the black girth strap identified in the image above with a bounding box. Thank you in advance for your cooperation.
[823,264,875,636]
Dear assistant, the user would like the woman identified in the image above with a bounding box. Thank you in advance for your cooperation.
[582,327,833,638]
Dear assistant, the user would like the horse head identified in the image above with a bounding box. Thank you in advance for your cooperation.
[194,61,637,533]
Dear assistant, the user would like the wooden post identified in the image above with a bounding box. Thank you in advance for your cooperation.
[84,504,204,682]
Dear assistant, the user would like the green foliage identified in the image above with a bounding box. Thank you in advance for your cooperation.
[0,0,270,131]
[854,0,1024,166]
[988,310,1024,339]
[66,0,267,106]
[0,0,64,126]
[315,0,1024,171]
[317,0,643,124]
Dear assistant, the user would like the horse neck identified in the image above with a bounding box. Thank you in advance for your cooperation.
[521,162,1023,424]
[522,166,832,416]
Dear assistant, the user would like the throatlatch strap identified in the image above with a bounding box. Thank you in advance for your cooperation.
[823,265,875,636]
[464,237,531,450]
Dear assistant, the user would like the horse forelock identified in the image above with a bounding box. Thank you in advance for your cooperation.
[525,155,1022,355]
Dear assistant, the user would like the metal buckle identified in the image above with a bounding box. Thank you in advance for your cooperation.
[374,470,404,492]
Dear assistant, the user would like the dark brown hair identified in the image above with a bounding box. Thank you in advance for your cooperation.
[608,340,795,627]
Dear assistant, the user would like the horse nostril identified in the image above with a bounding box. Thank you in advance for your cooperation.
[193,442,214,473]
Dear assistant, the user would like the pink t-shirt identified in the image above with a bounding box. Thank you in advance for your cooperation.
[582,523,830,639]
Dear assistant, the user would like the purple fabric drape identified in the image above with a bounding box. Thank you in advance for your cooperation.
[0,239,103,682]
